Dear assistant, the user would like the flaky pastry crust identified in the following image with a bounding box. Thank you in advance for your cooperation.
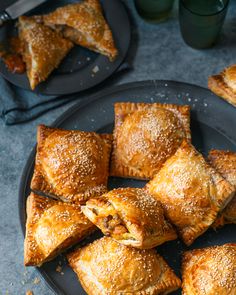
[182,244,236,295]
[82,187,177,249]
[208,150,236,225]
[43,0,118,61]
[110,102,191,180]
[31,125,112,204]
[18,16,73,90]
[146,141,235,246]
[208,64,236,107]
[24,193,95,266]
[67,236,181,294]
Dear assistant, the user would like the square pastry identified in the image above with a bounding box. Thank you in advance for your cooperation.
[24,193,95,266]
[110,102,191,179]
[182,244,236,295]
[67,236,181,295]
[146,140,235,246]
[208,150,236,226]
[43,0,118,61]
[82,187,177,249]
[31,125,112,203]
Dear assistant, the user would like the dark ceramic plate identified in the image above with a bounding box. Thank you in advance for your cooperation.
[0,0,130,95]
[19,80,236,295]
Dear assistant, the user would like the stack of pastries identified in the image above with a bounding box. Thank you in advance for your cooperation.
[24,102,236,294]
[17,0,118,89]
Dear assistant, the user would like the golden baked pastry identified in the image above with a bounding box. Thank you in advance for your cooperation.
[24,192,95,266]
[18,16,73,90]
[208,64,236,107]
[31,125,112,204]
[182,244,236,295]
[110,102,191,180]
[146,140,235,246]
[43,0,118,61]
[208,150,236,225]
[82,187,177,249]
[67,236,181,294]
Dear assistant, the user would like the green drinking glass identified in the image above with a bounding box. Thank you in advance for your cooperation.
[179,0,230,49]
[134,0,175,23]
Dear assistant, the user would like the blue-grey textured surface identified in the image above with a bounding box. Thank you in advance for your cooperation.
[1,0,236,294]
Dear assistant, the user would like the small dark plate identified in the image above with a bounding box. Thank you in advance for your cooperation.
[0,0,130,95]
[19,80,236,295]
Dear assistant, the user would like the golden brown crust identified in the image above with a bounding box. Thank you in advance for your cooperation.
[182,244,236,295]
[146,141,235,246]
[208,64,236,107]
[24,192,96,266]
[43,0,118,61]
[18,16,73,90]
[82,188,177,249]
[31,125,112,204]
[208,150,236,225]
[110,102,191,180]
[67,236,181,294]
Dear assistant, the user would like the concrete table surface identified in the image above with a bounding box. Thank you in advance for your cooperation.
[1,1,236,294]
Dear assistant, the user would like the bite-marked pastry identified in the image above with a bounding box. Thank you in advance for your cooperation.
[43,0,118,61]
[31,125,112,204]
[146,140,235,246]
[110,102,191,180]
[18,16,73,90]
[208,64,236,107]
[182,243,236,295]
[82,187,177,249]
[208,150,236,226]
[24,192,95,266]
[67,236,181,295]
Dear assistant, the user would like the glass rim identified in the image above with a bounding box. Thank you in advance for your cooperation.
[180,0,230,17]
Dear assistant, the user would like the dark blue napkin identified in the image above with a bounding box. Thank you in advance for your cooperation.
[0,62,130,125]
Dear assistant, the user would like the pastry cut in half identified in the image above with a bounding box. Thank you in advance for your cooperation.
[110,102,191,180]
[43,0,118,61]
[208,64,236,107]
[31,125,112,204]
[18,16,73,90]
[182,244,236,295]
[67,236,181,295]
[24,193,95,266]
[82,187,177,249]
[146,140,235,246]
[208,150,236,226]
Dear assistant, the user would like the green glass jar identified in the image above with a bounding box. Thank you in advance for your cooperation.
[179,0,230,49]
[134,0,175,23]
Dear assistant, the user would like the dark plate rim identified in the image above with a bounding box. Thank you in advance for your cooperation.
[18,79,231,295]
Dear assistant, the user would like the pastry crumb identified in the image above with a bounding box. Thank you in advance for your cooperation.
[26,290,34,295]
[56,265,62,273]
[33,277,40,285]
[56,265,64,275]
[92,65,99,73]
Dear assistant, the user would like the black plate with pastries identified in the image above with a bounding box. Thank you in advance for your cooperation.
[19,80,236,294]
[0,0,130,95]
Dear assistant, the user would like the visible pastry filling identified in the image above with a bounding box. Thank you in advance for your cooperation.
[84,199,136,241]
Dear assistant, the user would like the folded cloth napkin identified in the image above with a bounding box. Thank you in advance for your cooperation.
[0,62,130,125]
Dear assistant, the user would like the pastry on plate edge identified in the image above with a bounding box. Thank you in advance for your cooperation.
[19,16,73,90]
[43,0,118,61]
[24,192,95,266]
[31,125,112,204]
[67,236,181,295]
